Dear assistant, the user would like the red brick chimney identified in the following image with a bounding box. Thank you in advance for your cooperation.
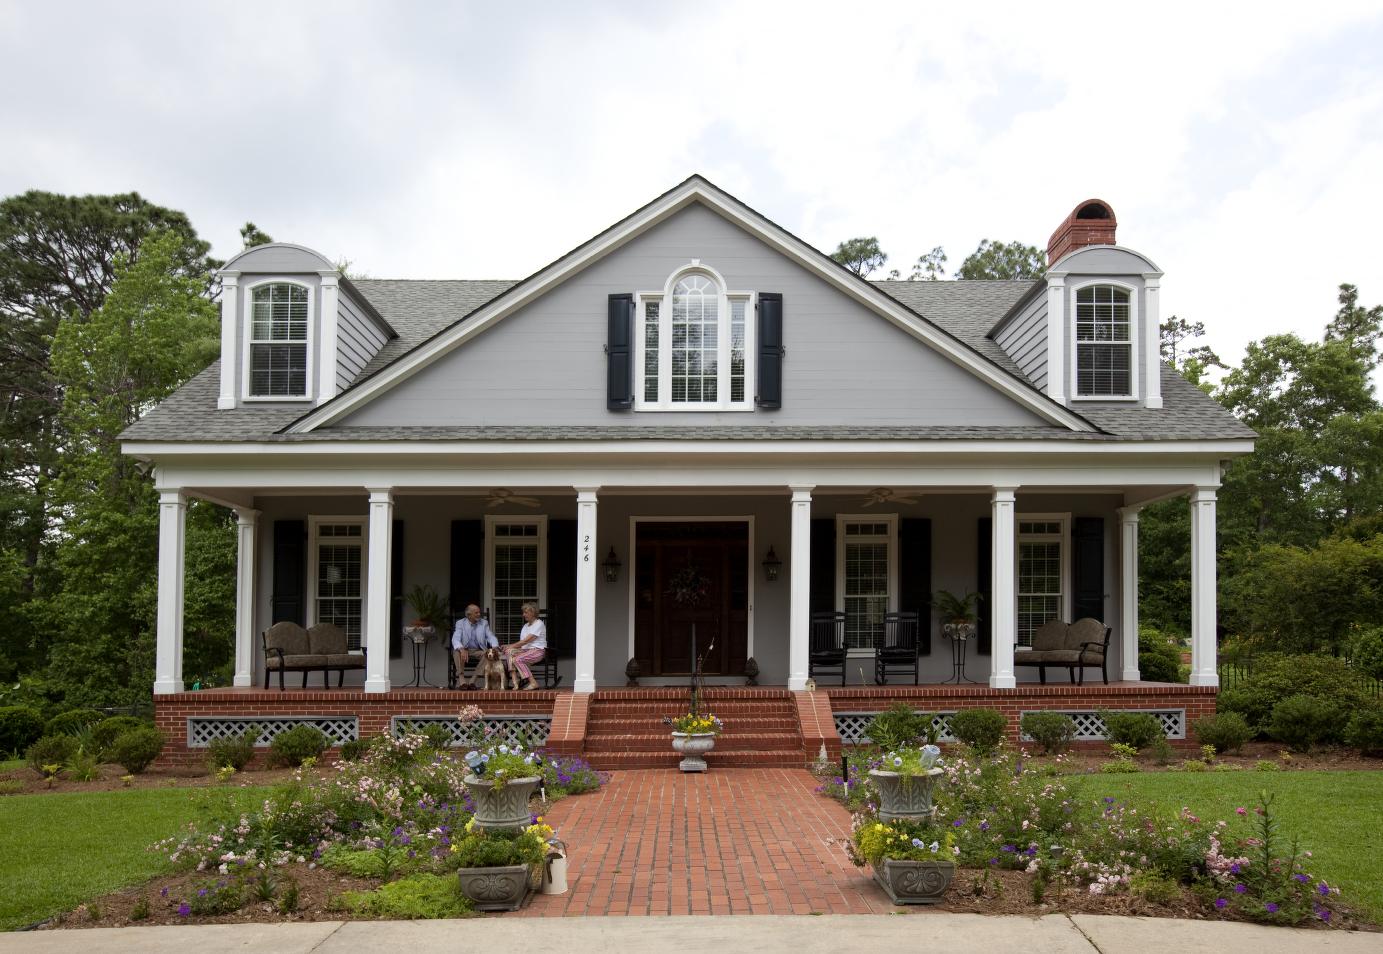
[1046,199,1117,265]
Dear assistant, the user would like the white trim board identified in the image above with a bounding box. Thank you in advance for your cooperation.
[284,177,1096,434]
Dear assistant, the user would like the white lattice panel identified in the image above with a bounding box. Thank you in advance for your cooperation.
[187,716,358,748]
[835,711,957,745]
[391,715,551,749]
[1020,710,1185,741]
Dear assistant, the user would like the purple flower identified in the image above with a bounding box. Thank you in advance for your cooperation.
[979,822,990,831]
[1233,884,1247,894]
[952,819,964,828]
[1293,873,1309,883]
[1265,903,1279,914]
[160,887,169,898]
[1001,844,1015,853]
[1229,863,1241,875]
[177,903,191,917]
[197,888,207,897]
[1215,898,1228,910]
[1317,908,1332,922]
[1318,882,1330,896]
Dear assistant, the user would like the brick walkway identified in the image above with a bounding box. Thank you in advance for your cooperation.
[518,768,891,916]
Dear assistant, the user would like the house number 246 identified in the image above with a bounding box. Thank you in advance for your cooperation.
[583,534,591,561]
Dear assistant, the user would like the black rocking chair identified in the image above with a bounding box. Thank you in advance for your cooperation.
[874,611,921,685]
[808,611,849,686]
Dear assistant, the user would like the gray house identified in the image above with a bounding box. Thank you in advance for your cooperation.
[122,176,1253,701]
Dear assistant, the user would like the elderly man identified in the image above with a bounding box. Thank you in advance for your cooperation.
[451,604,498,688]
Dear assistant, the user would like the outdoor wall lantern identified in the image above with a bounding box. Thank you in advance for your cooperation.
[602,546,622,583]
[761,545,782,582]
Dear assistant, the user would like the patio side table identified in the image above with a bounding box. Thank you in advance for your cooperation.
[941,622,980,684]
[403,625,440,688]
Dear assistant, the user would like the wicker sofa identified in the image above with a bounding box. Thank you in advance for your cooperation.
[1014,617,1112,684]
[261,621,366,690]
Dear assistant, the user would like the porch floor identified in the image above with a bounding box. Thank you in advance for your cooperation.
[516,767,890,916]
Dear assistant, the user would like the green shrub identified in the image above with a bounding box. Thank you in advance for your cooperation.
[1100,711,1163,751]
[26,734,77,774]
[1179,758,1208,772]
[0,705,44,756]
[1349,627,1383,681]
[948,708,1007,754]
[339,737,373,762]
[268,725,328,767]
[447,828,546,869]
[1192,712,1253,754]
[1218,653,1373,732]
[1254,759,1282,772]
[1345,708,1383,755]
[0,779,23,795]
[44,708,105,737]
[1137,627,1185,684]
[1019,712,1075,754]
[331,873,472,919]
[206,726,258,770]
[186,878,245,915]
[110,727,165,774]
[66,747,101,782]
[418,724,454,751]
[1266,694,1344,752]
[865,703,936,749]
[90,716,150,757]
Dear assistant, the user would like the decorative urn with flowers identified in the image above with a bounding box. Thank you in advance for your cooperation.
[850,818,957,905]
[461,742,543,830]
[665,712,724,772]
[869,744,944,822]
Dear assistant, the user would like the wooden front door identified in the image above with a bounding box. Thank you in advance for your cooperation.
[633,522,749,676]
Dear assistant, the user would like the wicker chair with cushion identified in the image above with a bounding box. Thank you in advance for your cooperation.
[307,622,366,687]
[1014,617,1112,685]
[261,621,325,690]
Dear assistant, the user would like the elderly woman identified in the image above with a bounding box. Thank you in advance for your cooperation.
[504,601,547,690]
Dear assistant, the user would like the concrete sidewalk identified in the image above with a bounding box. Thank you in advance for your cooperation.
[1,914,1377,954]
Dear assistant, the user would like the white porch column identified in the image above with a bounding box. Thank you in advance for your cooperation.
[787,486,814,691]
[574,487,599,694]
[1189,487,1219,687]
[217,272,239,410]
[364,488,394,693]
[1117,505,1141,682]
[990,488,1017,689]
[232,507,260,688]
[154,490,188,695]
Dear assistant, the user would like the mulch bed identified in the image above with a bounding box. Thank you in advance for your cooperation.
[0,762,330,796]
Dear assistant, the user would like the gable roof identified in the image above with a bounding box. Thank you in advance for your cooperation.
[281,175,1096,435]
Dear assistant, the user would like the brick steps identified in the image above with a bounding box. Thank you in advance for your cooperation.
[585,716,800,733]
[584,731,803,753]
[588,749,808,770]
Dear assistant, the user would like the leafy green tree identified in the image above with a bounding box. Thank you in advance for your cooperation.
[239,221,274,249]
[40,230,222,705]
[955,239,1045,280]
[830,236,887,277]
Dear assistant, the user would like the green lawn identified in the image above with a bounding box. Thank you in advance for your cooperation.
[0,785,269,931]
[1070,770,1383,923]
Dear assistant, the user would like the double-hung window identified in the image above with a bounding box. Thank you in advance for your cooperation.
[837,516,897,651]
[485,516,547,642]
[1074,284,1132,397]
[1016,516,1069,648]
[636,265,752,410]
[248,281,310,398]
[310,519,365,652]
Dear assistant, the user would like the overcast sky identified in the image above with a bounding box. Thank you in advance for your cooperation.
[2,1,1381,372]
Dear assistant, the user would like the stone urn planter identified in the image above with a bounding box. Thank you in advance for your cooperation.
[671,732,716,772]
[868,767,943,822]
[456,863,536,911]
[463,775,541,831]
[873,859,955,905]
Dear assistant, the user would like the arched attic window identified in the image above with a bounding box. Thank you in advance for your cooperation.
[636,266,751,409]
[248,282,310,397]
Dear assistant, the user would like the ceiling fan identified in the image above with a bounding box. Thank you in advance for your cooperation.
[485,488,541,509]
[862,487,921,507]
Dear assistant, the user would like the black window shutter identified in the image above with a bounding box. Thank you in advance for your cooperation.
[449,520,485,618]
[1072,517,1105,622]
[757,293,784,408]
[546,519,577,659]
[389,519,405,659]
[271,520,306,626]
[809,518,835,614]
[976,517,992,655]
[899,518,933,656]
[607,293,634,410]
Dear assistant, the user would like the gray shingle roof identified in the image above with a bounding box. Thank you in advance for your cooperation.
[121,278,1253,444]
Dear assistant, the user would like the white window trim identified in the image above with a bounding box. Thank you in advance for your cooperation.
[835,513,899,656]
[483,514,548,640]
[634,261,756,412]
[307,515,367,653]
[1014,512,1071,650]
[1068,278,1139,403]
[242,278,315,402]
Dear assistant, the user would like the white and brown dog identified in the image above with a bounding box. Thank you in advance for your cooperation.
[476,646,513,691]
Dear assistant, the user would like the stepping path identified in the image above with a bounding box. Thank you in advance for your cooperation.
[518,768,890,917]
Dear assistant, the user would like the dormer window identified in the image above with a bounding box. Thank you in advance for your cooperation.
[635,265,752,410]
[247,281,310,398]
[1074,284,1132,397]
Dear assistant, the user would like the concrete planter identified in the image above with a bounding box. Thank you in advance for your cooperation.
[456,863,534,911]
[873,859,955,905]
[463,775,541,831]
[869,767,943,822]
[671,732,716,772]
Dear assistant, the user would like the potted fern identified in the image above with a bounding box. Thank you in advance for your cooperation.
[933,589,980,641]
[404,583,449,630]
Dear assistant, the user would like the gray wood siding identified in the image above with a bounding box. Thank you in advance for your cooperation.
[337,291,389,390]
[994,293,1048,390]
[341,203,1048,428]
